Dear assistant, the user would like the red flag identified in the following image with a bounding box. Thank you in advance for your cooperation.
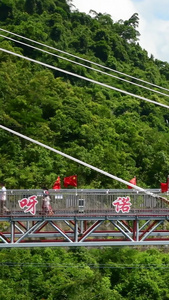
[160,177,169,193]
[160,183,168,193]
[127,177,136,189]
[52,176,61,189]
[64,175,77,188]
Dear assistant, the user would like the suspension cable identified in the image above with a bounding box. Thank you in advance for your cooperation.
[1,33,169,98]
[1,27,169,93]
[0,47,169,110]
[0,124,165,200]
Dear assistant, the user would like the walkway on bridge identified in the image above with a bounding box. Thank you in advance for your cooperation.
[0,189,169,247]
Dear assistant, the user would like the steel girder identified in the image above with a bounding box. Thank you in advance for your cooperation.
[0,215,169,247]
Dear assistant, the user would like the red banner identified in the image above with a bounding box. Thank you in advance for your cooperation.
[64,175,77,188]
[52,176,61,189]
[127,177,136,189]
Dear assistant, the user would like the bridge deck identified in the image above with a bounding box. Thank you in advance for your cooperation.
[0,189,169,247]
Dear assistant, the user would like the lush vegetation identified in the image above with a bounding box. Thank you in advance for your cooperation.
[1,0,169,189]
[1,2,169,299]
[0,246,168,300]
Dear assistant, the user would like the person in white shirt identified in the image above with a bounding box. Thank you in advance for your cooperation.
[0,183,8,213]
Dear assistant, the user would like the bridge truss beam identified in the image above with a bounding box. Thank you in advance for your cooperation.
[0,215,169,247]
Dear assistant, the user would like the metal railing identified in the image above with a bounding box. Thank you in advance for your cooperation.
[0,189,168,216]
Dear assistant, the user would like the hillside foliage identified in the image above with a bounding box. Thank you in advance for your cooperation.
[0,246,169,300]
[1,0,169,189]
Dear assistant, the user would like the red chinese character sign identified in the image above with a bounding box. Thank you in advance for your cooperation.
[18,195,38,215]
[112,196,132,213]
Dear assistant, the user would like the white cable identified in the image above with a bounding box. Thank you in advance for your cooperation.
[0,124,158,195]
[1,33,169,99]
[1,27,169,93]
[1,47,169,110]
[1,123,169,204]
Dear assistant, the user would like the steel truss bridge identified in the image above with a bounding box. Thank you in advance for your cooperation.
[0,189,169,248]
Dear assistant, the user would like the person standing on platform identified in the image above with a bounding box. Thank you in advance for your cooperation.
[42,187,53,215]
[0,182,8,213]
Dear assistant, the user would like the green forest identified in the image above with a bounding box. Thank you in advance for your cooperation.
[1,1,169,299]
[1,0,169,189]
[0,246,169,300]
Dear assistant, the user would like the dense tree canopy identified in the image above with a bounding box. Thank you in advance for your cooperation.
[0,246,169,300]
[0,0,169,189]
